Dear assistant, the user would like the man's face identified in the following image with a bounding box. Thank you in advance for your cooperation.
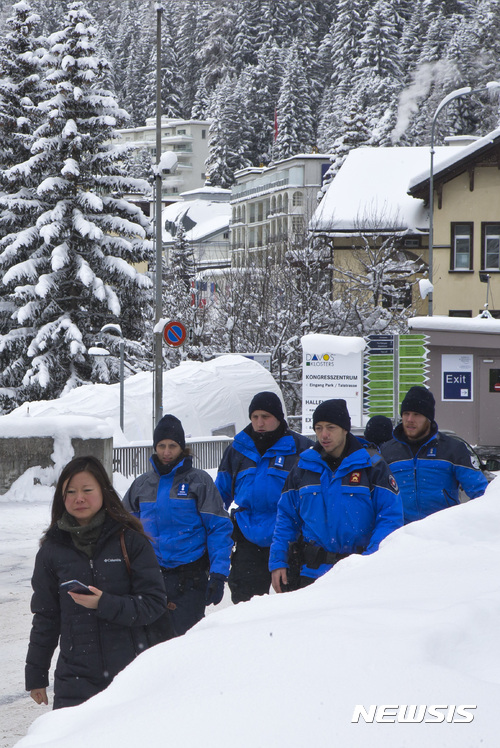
[314,421,347,457]
[250,410,281,433]
[401,411,431,442]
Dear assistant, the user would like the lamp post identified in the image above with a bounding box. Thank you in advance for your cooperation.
[428,81,500,316]
[153,2,164,428]
[100,324,125,432]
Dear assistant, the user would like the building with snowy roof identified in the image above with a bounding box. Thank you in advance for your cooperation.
[162,185,231,273]
[309,144,467,314]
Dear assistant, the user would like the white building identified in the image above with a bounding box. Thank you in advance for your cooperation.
[230,154,332,266]
[117,117,211,201]
[162,185,232,271]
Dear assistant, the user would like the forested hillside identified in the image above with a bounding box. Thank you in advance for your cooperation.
[4,0,500,186]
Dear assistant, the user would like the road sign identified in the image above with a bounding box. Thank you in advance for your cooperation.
[163,320,187,347]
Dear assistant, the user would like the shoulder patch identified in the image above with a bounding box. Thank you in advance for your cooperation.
[389,475,398,493]
[349,471,362,484]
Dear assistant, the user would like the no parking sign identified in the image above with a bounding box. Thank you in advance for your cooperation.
[163,320,187,348]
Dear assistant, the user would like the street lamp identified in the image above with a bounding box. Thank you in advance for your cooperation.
[100,323,125,432]
[428,81,500,316]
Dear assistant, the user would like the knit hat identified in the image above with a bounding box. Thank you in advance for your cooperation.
[153,414,186,450]
[364,415,393,445]
[312,399,351,432]
[248,391,285,422]
[400,386,435,422]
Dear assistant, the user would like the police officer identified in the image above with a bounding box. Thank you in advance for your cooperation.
[216,391,313,603]
[270,399,403,592]
[380,385,488,524]
[123,414,233,635]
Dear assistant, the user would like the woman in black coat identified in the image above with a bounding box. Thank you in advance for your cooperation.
[26,456,168,710]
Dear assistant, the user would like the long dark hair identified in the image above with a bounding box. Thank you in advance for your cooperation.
[44,455,147,538]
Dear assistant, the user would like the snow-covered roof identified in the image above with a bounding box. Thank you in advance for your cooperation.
[180,185,231,200]
[311,146,463,234]
[409,312,500,333]
[162,199,231,243]
[408,127,500,190]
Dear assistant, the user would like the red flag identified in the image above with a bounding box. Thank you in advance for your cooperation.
[274,108,278,142]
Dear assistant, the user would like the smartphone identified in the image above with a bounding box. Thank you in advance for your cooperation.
[60,580,94,595]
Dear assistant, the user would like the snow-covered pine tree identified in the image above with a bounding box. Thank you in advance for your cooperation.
[0,1,153,409]
[273,44,315,161]
[0,0,47,380]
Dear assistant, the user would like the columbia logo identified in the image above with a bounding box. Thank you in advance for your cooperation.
[104,558,122,563]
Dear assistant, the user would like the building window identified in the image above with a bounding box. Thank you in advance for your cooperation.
[292,191,303,206]
[482,223,500,270]
[449,310,472,317]
[292,216,304,234]
[451,223,472,270]
[201,129,206,139]
[382,282,412,309]
[177,129,186,135]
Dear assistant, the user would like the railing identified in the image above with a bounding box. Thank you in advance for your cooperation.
[113,435,234,477]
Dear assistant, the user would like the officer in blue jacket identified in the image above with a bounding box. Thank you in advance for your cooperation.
[123,414,233,635]
[380,386,488,524]
[216,391,314,603]
[269,398,403,592]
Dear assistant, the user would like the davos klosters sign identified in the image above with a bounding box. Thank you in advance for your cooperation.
[301,334,365,435]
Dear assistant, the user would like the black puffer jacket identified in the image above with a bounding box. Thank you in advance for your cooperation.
[26,516,167,709]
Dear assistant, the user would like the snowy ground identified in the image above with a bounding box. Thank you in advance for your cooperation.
[2,475,500,748]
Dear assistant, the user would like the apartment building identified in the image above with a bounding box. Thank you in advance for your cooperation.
[230,154,331,266]
[117,118,211,202]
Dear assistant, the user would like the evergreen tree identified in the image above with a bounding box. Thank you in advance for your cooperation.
[274,44,315,161]
[0,2,153,409]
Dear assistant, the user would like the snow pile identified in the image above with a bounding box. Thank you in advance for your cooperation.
[7,355,281,444]
[13,478,500,748]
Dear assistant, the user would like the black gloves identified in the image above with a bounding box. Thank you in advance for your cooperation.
[205,573,226,606]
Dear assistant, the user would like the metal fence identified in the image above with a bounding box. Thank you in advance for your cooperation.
[113,435,234,477]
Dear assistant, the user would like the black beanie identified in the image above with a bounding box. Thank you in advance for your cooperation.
[312,399,351,432]
[400,386,435,422]
[248,391,285,422]
[153,414,186,450]
[364,415,393,445]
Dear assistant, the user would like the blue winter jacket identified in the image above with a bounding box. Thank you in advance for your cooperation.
[123,456,233,577]
[269,435,403,580]
[380,423,488,524]
[215,427,314,547]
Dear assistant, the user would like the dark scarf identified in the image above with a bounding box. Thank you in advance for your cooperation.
[247,421,287,456]
[57,508,107,558]
[152,453,186,475]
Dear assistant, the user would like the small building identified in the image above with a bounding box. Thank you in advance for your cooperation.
[162,185,231,272]
[408,314,500,448]
[230,154,332,266]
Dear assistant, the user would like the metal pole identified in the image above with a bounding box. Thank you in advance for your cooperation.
[153,4,163,427]
[119,339,124,432]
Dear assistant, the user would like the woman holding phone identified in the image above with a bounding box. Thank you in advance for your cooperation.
[26,456,168,709]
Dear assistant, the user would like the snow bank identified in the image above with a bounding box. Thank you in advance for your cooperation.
[13,478,500,748]
[8,355,281,444]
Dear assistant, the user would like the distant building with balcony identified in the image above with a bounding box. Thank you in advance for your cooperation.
[117,118,211,204]
[230,154,332,267]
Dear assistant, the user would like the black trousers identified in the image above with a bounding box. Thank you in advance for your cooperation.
[161,554,209,636]
[229,523,271,604]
